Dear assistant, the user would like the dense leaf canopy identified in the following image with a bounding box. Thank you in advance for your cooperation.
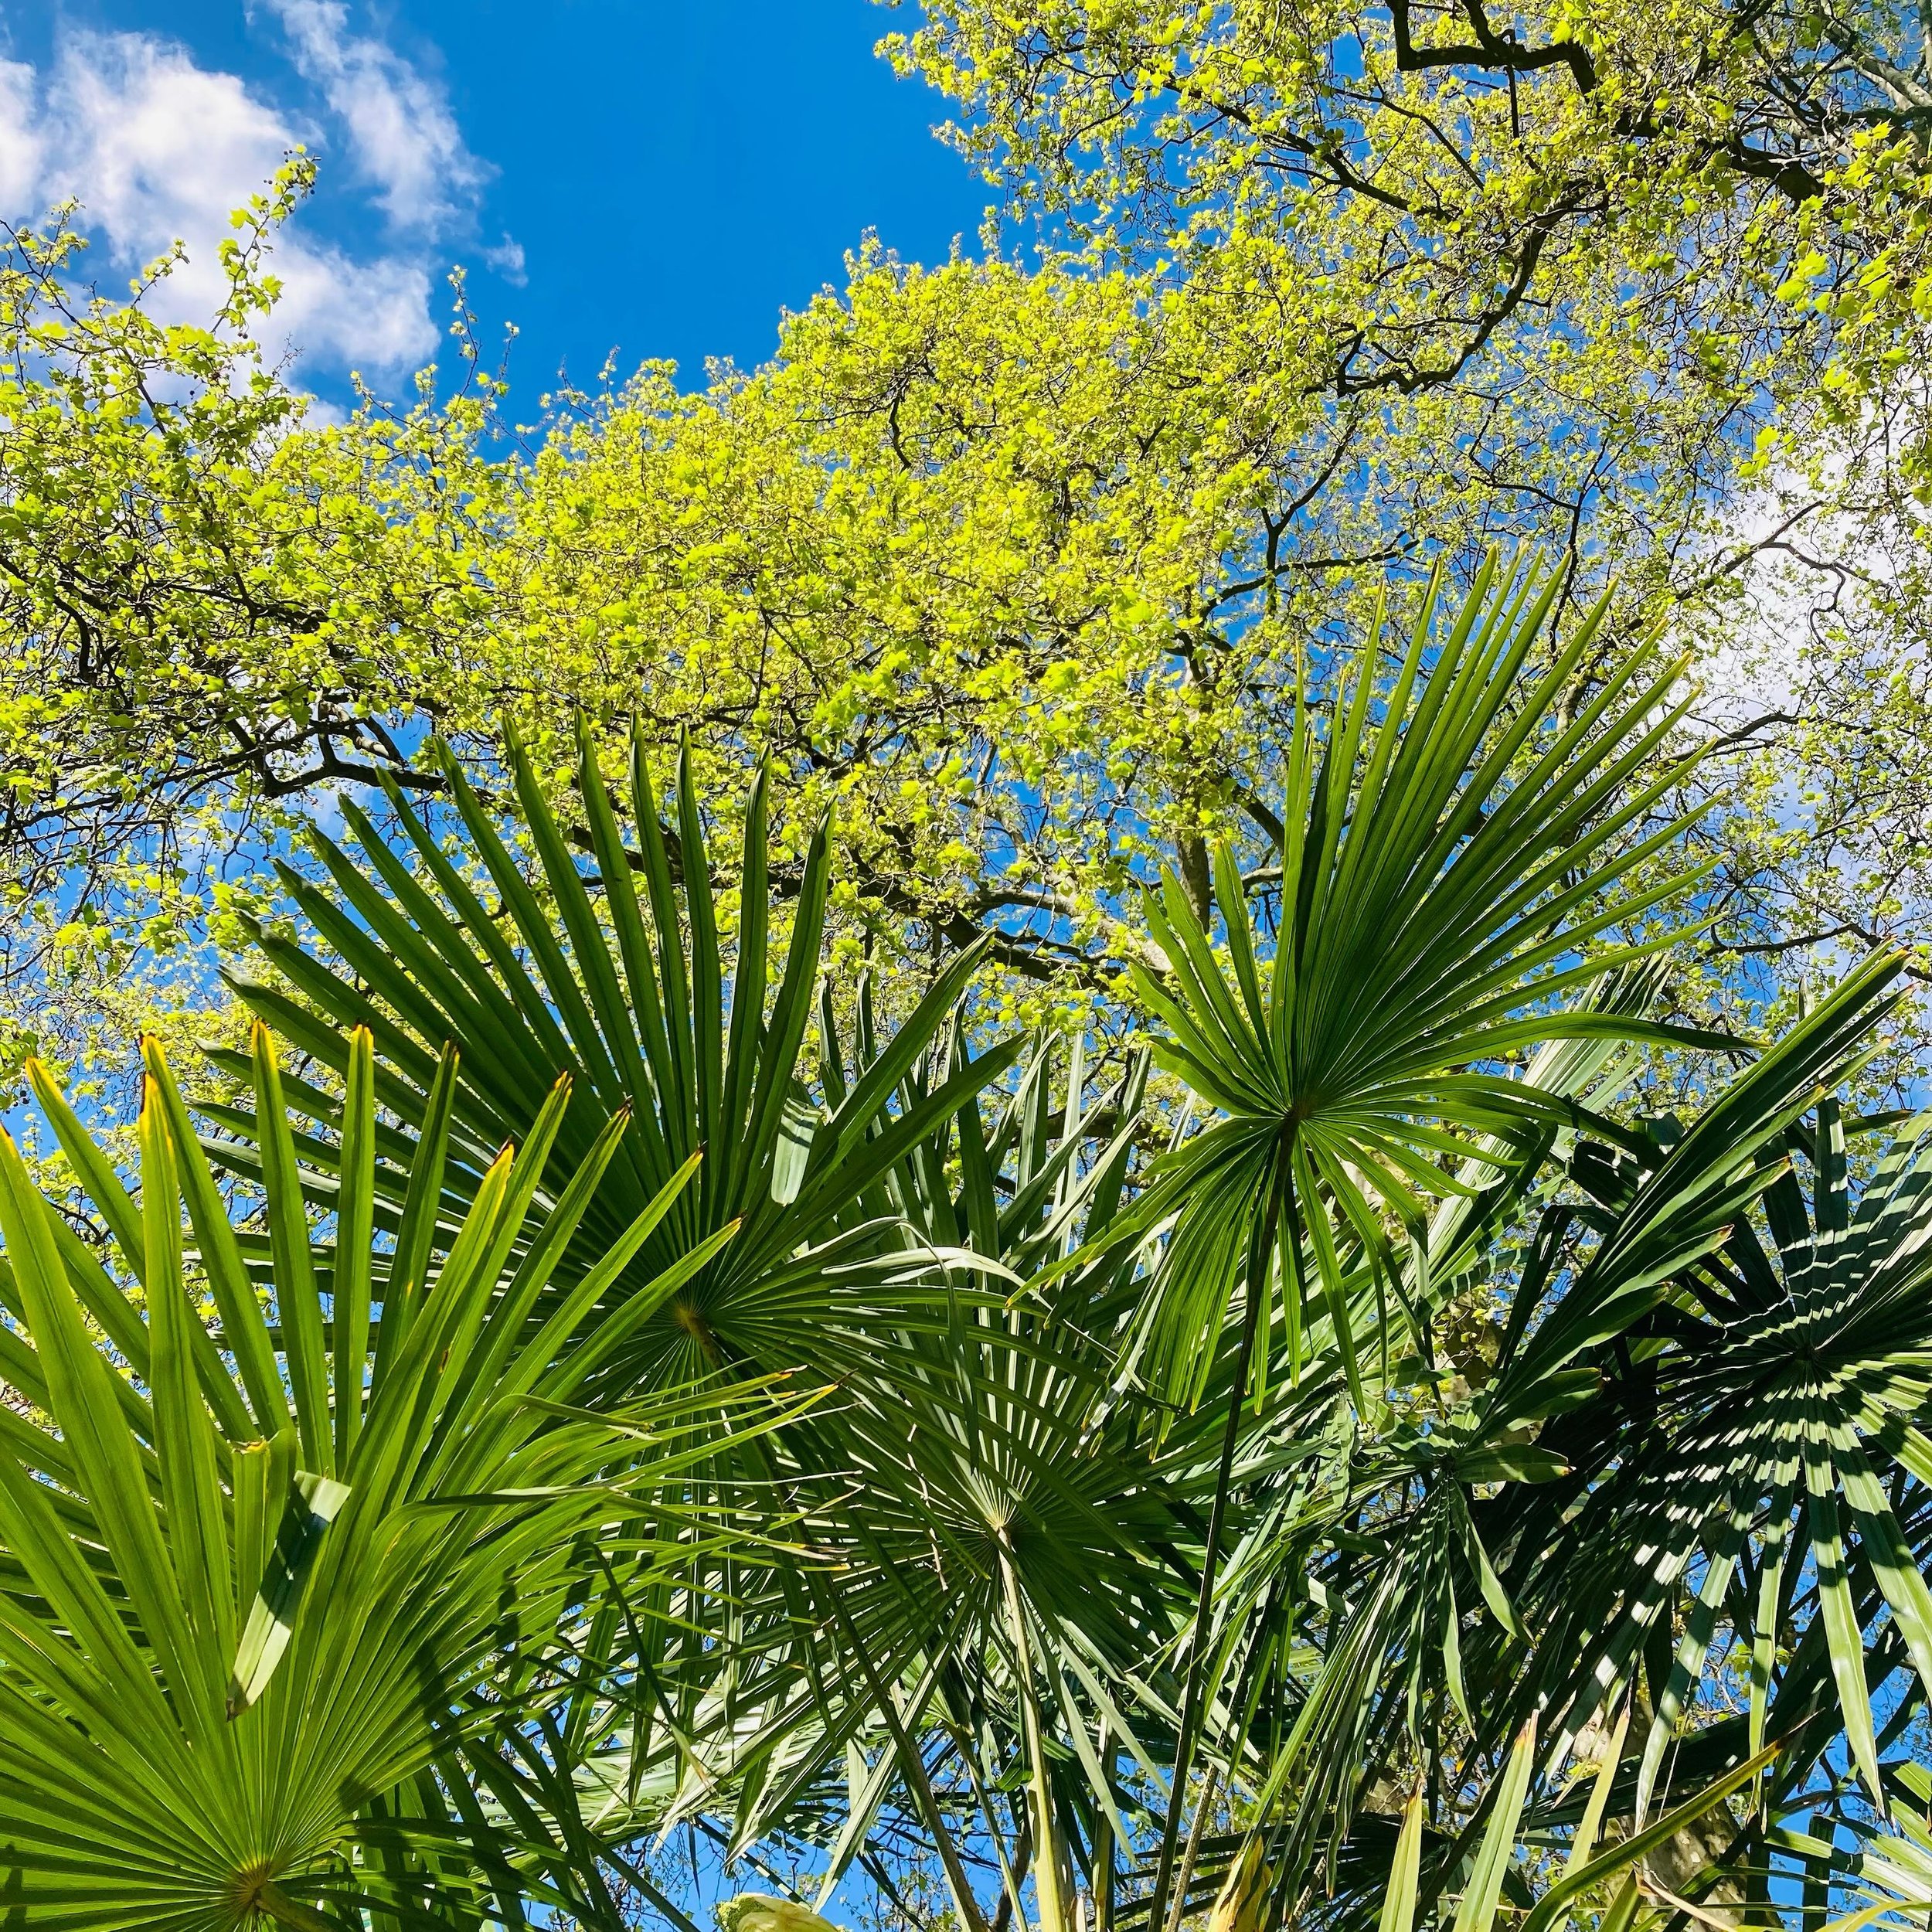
[3,0,1932,1086]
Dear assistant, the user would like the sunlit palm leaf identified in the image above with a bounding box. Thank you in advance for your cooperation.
[213,719,1020,1406]
[0,1032,798,1930]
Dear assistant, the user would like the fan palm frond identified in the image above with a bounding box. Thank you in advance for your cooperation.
[0,1030,798,1930]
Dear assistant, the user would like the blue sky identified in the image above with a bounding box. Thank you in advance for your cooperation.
[0,1,988,400]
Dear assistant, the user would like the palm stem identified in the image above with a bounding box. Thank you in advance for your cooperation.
[828,1591,992,1932]
[1145,1167,1285,1932]
[1165,1764,1223,1932]
[1095,1814,1115,1932]
[1006,1546,1076,1932]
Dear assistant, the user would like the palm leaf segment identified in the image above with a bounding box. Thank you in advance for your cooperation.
[217,718,1020,1403]
[1128,554,1716,1413]
[1484,951,1932,1817]
[1775,1762,1932,1932]
[0,1031,794,1930]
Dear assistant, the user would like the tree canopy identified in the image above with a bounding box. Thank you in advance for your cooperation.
[5,0,1932,1090]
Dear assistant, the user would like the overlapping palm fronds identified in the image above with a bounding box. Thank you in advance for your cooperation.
[1188,954,1910,1925]
[0,1028,804,1929]
[473,1033,1211,1932]
[11,553,1932,1932]
[210,718,1020,1405]
[1099,556,1733,1932]
[1488,955,1932,1812]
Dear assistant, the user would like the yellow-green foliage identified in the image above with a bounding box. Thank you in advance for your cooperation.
[3,0,1930,1083]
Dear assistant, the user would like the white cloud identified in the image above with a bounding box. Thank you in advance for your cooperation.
[0,10,510,377]
[254,0,489,237]
[274,245,440,373]
[43,32,292,266]
[481,232,527,285]
[0,59,43,213]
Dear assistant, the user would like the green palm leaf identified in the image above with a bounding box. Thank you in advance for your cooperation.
[0,1034,800,1929]
[1123,556,1721,1415]
[213,719,1019,1406]
[1100,556,1722,1932]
